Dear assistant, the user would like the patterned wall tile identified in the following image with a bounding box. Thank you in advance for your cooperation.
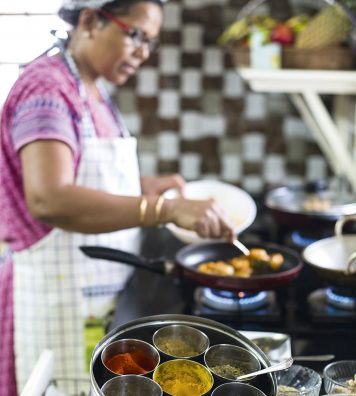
[163,2,182,30]
[181,69,203,97]
[157,132,180,160]
[180,153,202,179]
[116,0,334,193]
[159,46,181,74]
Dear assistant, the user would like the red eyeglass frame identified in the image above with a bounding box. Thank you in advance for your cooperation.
[96,8,159,52]
[97,9,132,34]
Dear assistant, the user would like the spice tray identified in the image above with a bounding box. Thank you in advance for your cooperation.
[90,314,277,395]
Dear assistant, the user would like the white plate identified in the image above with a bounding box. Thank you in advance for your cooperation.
[163,180,257,244]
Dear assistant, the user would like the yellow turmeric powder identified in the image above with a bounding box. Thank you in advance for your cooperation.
[153,359,213,396]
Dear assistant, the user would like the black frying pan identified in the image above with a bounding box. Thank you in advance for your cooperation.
[80,242,303,292]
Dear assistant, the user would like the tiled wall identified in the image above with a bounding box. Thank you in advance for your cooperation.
[114,0,329,195]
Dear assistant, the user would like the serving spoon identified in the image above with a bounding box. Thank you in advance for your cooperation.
[235,357,293,381]
[232,238,250,256]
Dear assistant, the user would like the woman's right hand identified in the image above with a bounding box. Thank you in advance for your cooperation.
[161,198,235,241]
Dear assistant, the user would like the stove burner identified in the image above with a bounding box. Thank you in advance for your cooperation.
[195,288,269,312]
[326,288,356,310]
[291,231,318,248]
[307,288,356,322]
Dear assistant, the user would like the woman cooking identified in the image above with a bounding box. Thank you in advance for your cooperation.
[0,0,235,394]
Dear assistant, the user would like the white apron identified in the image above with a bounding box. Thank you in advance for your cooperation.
[13,51,141,394]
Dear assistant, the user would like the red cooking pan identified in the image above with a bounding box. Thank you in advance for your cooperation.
[80,242,302,292]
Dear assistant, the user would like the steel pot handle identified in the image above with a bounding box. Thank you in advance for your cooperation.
[334,215,356,236]
[346,252,356,275]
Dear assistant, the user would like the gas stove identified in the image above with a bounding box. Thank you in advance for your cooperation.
[111,202,356,368]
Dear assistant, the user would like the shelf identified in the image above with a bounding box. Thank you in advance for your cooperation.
[238,67,356,193]
[238,68,356,94]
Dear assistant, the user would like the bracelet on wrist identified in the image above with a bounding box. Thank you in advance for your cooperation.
[155,195,165,224]
[139,196,148,225]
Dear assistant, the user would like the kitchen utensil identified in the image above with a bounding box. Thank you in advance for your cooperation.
[293,354,335,362]
[152,359,214,395]
[152,324,209,360]
[233,238,250,256]
[90,314,277,396]
[101,338,160,376]
[323,360,356,394]
[204,344,261,383]
[80,241,302,292]
[302,215,356,288]
[277,365,322,396]
[236,357,293,381]
[248,334,334,363]
[265,185,356,232]
[211,382,267,396]
[101,375,163,396]
[163,180,257,244]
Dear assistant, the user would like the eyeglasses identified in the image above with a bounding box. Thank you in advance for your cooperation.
[97,9,159,53]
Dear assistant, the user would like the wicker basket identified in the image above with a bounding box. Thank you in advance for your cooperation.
[227,0,355,70]
[231,44,354,70]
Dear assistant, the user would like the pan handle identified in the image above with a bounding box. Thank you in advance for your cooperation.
[346,252,356,275]
[335,215,356,236]
[80,246,168,275]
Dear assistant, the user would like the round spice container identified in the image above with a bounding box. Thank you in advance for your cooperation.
[204,344,261,384]
[153,358,214,396]
[101,375,163,396]
[152,324,210,360]
[101,338,160,376]
[212,382,268,396]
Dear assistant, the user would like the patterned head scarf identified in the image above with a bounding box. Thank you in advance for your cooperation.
[58,0,166,25]
[60,0,117,10]
[60,0,166,10]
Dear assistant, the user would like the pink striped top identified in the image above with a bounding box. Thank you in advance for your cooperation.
[0,55,122,252]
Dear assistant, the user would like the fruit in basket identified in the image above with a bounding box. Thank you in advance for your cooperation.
[218,15,278,46]
[218,18,249,45]
[296,5,352,49]
[270,23,294,45]
[285,14,310,35]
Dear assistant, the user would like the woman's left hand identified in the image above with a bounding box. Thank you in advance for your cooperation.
[141,174,185,196]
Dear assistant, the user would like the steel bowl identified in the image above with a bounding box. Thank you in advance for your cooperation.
[101,375,163,396]
[204,344,261,383]
[153,359,214,396]
[212,382,268,396]
[152,324,210,360]
[101,338,160,376]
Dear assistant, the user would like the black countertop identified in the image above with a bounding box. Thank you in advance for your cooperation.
[110,227,187,326]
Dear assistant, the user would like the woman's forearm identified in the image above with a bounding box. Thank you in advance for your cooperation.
[29,184,160,233]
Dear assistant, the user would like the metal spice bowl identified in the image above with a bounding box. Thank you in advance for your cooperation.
[90,314,277,396]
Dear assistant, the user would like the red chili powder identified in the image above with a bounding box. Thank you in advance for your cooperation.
[105,350,156,375]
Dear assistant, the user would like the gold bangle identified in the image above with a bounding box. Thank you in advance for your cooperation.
[155,195,165,224]
[139,196,148,225]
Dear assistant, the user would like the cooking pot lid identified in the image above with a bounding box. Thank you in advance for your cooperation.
[265,187,356,218]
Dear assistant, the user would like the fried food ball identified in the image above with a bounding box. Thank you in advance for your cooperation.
[249,248,270,262]
[230,257,253,277]
[197,261,235,276]
[269,253,284,270]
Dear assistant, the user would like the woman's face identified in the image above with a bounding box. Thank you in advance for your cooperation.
[86,2,163,85]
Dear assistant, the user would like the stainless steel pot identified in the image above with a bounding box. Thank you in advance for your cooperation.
[302,216,356,288]
[89,314,278,396]
[265,186,356,232]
